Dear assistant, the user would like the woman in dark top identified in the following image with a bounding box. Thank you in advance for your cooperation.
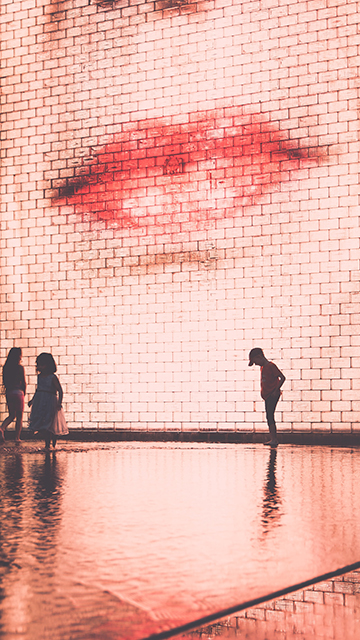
[1,347,26,442]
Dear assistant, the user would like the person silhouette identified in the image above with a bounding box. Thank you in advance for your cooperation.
[249,348,286,448]
[0,347,26,443]
[28,353,68,449]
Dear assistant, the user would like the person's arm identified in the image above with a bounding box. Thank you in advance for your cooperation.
[21,366,26,395]
[52,375,63,409]
[270,365,286,396]
[278,370,286,389]
[274,369,286,395]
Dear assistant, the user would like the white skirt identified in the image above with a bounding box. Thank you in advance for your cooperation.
[49,407,69,436]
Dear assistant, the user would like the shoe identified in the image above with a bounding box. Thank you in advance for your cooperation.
[264,440,278,448]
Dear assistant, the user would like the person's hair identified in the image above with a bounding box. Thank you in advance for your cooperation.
[2,347,22,391]
[36,352,57,374]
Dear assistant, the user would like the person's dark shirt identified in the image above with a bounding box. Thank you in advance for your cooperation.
[3,364,26,393]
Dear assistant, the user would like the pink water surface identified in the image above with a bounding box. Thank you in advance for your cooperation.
[0,443,360,639]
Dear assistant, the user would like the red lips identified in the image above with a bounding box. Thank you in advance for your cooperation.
[53,106,323,234]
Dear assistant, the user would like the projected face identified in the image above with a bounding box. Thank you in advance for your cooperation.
[47,0,332,246]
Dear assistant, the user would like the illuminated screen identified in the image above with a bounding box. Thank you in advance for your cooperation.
[1,0,359,432]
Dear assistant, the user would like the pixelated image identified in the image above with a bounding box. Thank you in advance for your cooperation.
[1,0,360,637]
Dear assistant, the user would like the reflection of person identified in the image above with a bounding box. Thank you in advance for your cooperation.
[261,449,282,537]
[249,348,286,448]
[0,452,24,578]
[0,347,26,443]
[28,353,68,449]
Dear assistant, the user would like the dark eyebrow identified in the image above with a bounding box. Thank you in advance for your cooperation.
[89,0,199,14]
[48,0,201,23]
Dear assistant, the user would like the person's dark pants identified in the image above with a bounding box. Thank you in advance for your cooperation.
[265,390,281,433]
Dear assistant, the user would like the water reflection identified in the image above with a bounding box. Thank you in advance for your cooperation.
[261,449,282,537]
[0,443,359,640]
[0,450,25,637]
[0,451,25,639]
[0,451,25,566]
[0,448,66,639]
[0,452,22,638]
[31,452,63,528]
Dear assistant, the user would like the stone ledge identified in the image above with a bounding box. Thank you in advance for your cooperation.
[9,430,360,446]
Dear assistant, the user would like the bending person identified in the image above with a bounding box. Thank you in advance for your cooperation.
[249,348,286,448]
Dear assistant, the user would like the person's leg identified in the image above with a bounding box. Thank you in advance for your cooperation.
[45,433,51,449]
[0,394,16,441]
[268,421,277,443]
[52,436,57,448]
[14,416,23,441]
[0,413,15,432]
[0,415,14,441]
[264,392,281,446]
[14,392,24,442]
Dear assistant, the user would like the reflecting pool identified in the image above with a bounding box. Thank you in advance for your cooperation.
[0,442,360,639]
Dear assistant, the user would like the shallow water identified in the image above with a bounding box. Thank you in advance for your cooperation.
[0,442,360,639]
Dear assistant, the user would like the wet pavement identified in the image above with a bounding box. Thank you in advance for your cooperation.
[1,441,360,639]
